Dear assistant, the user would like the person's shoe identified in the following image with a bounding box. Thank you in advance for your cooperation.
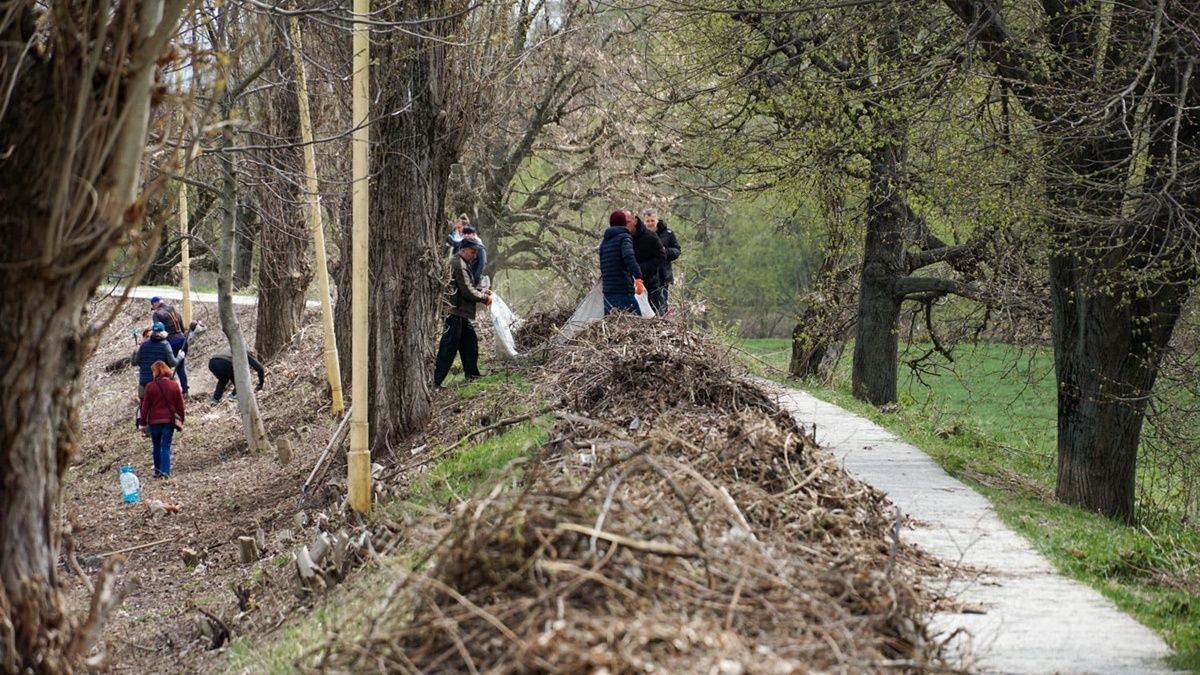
[209,397,220,405]
[229,392,238,401]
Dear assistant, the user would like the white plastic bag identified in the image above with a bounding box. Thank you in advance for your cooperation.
[489,292,522,361]
[561,283,655,339]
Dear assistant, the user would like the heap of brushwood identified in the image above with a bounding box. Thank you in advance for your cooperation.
[315,315,952,673]
[512,306,574,352]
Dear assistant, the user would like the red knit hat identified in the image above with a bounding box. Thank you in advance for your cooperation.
[609,210,627,228]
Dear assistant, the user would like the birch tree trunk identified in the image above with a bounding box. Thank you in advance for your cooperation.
[217,141,273,455]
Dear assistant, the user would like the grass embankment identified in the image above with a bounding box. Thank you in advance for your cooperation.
[225,373,550,672]
[737,338,1200,671]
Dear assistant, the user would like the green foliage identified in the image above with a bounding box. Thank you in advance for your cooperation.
[406,419,550,508]
[685,196,825,337]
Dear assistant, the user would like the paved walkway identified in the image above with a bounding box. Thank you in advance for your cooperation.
[100,285,321,309]
[769,385,1179,674]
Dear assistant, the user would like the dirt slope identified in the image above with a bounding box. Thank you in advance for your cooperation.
[65,299,342,671]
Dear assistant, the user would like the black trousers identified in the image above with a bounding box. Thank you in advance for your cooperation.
[649,285,669,315]
[208,357,235,401]
[433,315,481,386]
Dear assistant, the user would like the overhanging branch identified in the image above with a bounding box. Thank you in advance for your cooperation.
[894,275,981,301]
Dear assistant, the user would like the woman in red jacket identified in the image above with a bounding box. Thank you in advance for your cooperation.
[139,360,185,478]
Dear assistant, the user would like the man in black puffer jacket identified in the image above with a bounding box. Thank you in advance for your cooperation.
[643,208,680,314]
[629,211,666,314]
[598,210,645,315]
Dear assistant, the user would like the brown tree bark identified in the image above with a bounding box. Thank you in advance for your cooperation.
[0,0,185,669]
[332,1,471,449]
[851,141,907,405]
[233,205,258,289]
[254,20,312,360]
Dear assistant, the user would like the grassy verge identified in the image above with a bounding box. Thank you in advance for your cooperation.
[736,338,1200,670]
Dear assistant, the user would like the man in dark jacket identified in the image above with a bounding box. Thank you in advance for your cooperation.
[134,322,177,398]
[150,296,190,394]
[629,212,667,314]
[598,210,645,315]
[434,239,493,387]
[208,348,266,404]
[643,209,680,314]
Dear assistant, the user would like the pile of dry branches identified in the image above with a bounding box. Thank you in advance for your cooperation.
[512,306,575,352]
[312,316,952,673]
[540,315,790,425]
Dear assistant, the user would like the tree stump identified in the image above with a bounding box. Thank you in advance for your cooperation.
[237,536,259,564]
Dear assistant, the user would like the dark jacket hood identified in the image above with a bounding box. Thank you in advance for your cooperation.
[603,225,629,240]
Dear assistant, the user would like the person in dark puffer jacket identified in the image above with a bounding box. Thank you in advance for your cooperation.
[598,210,645,315]
[643,208,680,314]
[133,322,177,399]
[627,211,666,313]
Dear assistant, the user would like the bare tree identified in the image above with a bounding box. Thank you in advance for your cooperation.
[253,16,312,360]
[0,0,187,668]
[944,0,1200,521]
[334,0,475,445]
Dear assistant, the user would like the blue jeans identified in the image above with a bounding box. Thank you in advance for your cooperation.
[169,337,188,394]
[149,424,175,476]
[603,293,639,316]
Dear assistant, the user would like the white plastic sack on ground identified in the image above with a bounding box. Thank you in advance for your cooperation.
[489,292,523,361]
[561,283,655,339]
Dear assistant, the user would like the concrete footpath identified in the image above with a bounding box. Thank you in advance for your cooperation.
[769,385,1179,674]
[99,285,320,309]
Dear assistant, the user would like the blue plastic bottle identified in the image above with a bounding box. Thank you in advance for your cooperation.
[119,465,141,503]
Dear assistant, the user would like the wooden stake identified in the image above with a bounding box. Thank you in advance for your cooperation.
[175,67,192,329]
[276,437,293,465]
[289,15,344,416]
[347,0,371,514]
[99,538,173,558]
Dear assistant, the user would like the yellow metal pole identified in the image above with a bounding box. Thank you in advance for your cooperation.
[347,0,371,513]
[289,15,345,416]
[176,67,192,328]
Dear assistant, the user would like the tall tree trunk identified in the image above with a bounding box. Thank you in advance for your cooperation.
[255,22,312,360]
[347,0,469,449]
[1050,46,1198,521]
[0,0,185,667]
[851,140,907,405]
[233,204,257,289]
[0,275,92,673]
[217,96,272,455]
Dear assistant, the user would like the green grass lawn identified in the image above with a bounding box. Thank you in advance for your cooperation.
[737,337,1200,670]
